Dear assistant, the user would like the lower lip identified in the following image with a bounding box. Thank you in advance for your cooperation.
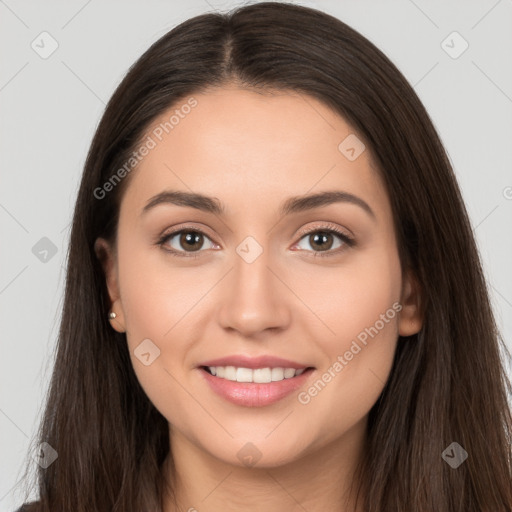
[198,367,315,407]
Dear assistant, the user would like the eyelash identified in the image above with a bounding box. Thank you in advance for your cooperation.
[156,223,356,259]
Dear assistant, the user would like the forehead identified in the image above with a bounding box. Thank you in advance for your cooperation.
[120,86,387,220]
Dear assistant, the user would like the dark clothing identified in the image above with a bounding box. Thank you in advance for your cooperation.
[14,502,40,512]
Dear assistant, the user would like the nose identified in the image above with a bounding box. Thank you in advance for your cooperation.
[216,247,292,337]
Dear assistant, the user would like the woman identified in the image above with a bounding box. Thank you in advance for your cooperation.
[14,2,512,511]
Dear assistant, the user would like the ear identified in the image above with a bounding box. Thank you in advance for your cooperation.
[398,269,423,337]
[94,237,126,333]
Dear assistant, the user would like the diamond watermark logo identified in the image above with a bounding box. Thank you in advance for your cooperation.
[32,442,58,469]
[442,442,468,468]
[134,338,161,366]
[31,31,59,59]
[236,236,263,264]
[237,442,263,467]
[32,237,58,263]
[338,134,365,161]
[441,31,469,59]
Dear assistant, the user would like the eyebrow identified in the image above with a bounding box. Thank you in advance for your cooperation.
[141,189,376,220]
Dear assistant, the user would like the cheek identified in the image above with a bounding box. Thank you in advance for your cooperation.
[117,240,202,344]
[115,244,195,403]
[296,247,402,429]
[327,268,400,349]
[326,246,401,378]
[300,241,402,350]
[115,242,229,424]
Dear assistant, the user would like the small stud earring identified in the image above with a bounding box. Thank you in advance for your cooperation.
[109,311,117,319]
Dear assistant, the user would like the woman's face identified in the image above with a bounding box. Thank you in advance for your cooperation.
[95,86,422,469]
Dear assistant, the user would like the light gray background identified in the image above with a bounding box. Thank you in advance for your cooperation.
[1,0,511,509]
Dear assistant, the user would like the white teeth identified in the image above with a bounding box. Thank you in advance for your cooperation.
[224,366,237,381]
[206,366,307,383]
[271,367,284,381]
[283,368,296,379]
[236,367,253,382]
[252,368,272,383]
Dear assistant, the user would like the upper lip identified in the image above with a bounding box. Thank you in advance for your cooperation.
[199,355,313,370]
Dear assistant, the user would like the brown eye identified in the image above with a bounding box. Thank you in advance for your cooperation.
[293,226,355,257]
[177,231,204,251]
[159,229,216,256]
[306,231,336,251]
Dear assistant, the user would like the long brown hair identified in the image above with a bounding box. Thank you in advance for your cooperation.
[14,2,512,511]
